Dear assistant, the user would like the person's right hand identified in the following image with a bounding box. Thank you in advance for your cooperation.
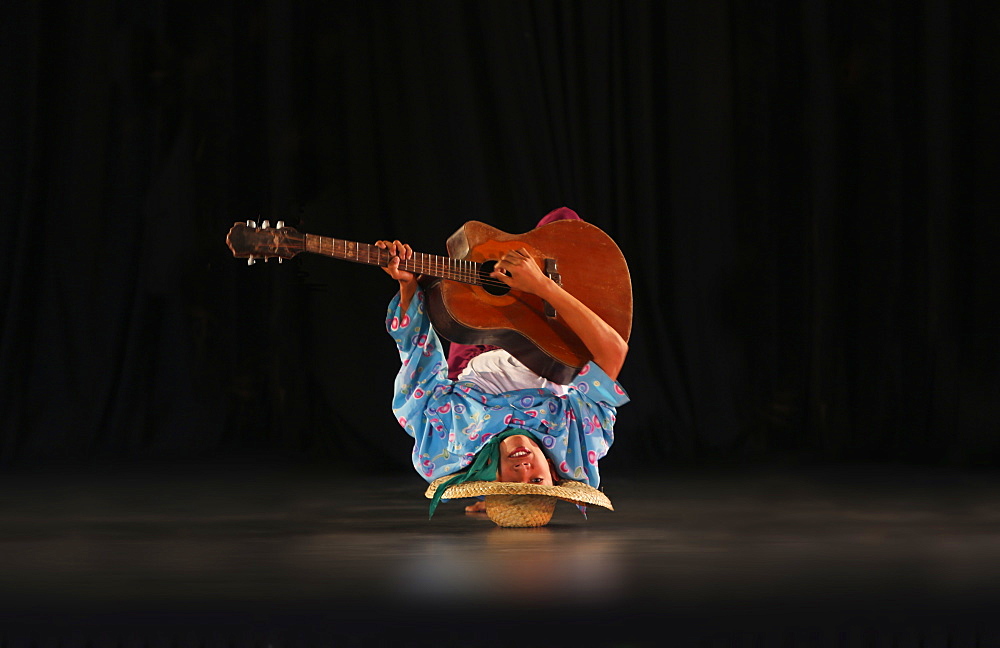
[375,240,416,285]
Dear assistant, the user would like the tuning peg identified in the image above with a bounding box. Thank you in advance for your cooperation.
[278,258,283,264]
[276,220,285,229]
[247,256,255,266]
[261,220,270,229]
[247,220,257,228]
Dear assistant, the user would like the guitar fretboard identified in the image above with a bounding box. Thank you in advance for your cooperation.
[305,234,482,286]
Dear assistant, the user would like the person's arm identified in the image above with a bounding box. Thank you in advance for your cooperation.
[490,248,629,380]
[375,240,418,310]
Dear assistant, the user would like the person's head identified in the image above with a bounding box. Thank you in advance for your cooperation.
[425,429,614,527]
[495,434,557,486]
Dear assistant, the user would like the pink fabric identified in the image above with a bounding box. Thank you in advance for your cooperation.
[446,207,584,379]
[446,343,501,380]
[535,206,582,227]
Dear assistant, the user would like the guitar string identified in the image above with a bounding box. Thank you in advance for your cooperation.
[316,236,512,290]
[359,241,510,289]
[314,238,503,288]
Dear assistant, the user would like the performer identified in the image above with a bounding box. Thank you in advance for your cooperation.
[377,209,629,527]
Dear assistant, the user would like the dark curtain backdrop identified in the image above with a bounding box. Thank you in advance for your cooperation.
[1,1,997,475]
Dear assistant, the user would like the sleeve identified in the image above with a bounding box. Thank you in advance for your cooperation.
[550,362,630,488]
[386,287,450,436]
[385,288,489,481]
[570,362,630,408]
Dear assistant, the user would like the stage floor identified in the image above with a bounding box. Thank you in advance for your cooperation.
[1,460,1000,646]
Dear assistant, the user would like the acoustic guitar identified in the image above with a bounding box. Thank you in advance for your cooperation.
[226,219,632,384]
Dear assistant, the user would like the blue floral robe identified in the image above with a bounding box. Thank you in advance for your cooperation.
[387,288,629,487]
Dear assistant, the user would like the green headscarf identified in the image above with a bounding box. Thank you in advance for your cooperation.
[428,429,541,518]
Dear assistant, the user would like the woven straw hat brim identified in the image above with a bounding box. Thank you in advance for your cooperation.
[485,494,555,527]
[425,475,613,511]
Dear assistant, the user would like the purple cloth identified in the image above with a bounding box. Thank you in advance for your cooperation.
[446,207,584,379]
[446,343,501,380]
[535,206,583,227]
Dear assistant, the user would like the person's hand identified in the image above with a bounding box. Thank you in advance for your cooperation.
[489,247,552,297]
[376,239,418,312]
[375,240,416,285]
[492,245,628,379]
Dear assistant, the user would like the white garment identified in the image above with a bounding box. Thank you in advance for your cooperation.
[456,349,568,396]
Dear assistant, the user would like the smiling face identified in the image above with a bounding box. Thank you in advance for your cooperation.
[496,434,556,485]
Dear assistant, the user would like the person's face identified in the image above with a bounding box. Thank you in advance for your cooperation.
[496,434,555,485]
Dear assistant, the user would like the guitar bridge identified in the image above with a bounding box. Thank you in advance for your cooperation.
[544,258,561,318]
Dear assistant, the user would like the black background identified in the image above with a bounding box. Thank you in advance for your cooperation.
[2,0,998,478]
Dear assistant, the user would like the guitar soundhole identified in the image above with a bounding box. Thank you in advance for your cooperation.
[479,260,511,296]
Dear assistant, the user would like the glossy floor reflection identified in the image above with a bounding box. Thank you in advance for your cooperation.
[2,460,1000,645]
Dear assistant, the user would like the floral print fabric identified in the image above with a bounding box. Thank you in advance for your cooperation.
[387,288,629,487]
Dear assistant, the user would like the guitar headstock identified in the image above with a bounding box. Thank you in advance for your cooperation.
[226,220,305,265]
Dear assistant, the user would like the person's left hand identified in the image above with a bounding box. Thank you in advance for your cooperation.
[490,247,551,296]
[375,240,416,285]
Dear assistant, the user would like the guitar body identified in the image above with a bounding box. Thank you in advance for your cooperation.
[421,220,632,384]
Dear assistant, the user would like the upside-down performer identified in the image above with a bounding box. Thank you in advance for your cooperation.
[378,208,629,527]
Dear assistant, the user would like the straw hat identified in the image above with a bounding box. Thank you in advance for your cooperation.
[425,475,613,528]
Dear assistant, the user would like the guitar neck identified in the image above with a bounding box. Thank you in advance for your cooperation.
[305,234,480,285]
